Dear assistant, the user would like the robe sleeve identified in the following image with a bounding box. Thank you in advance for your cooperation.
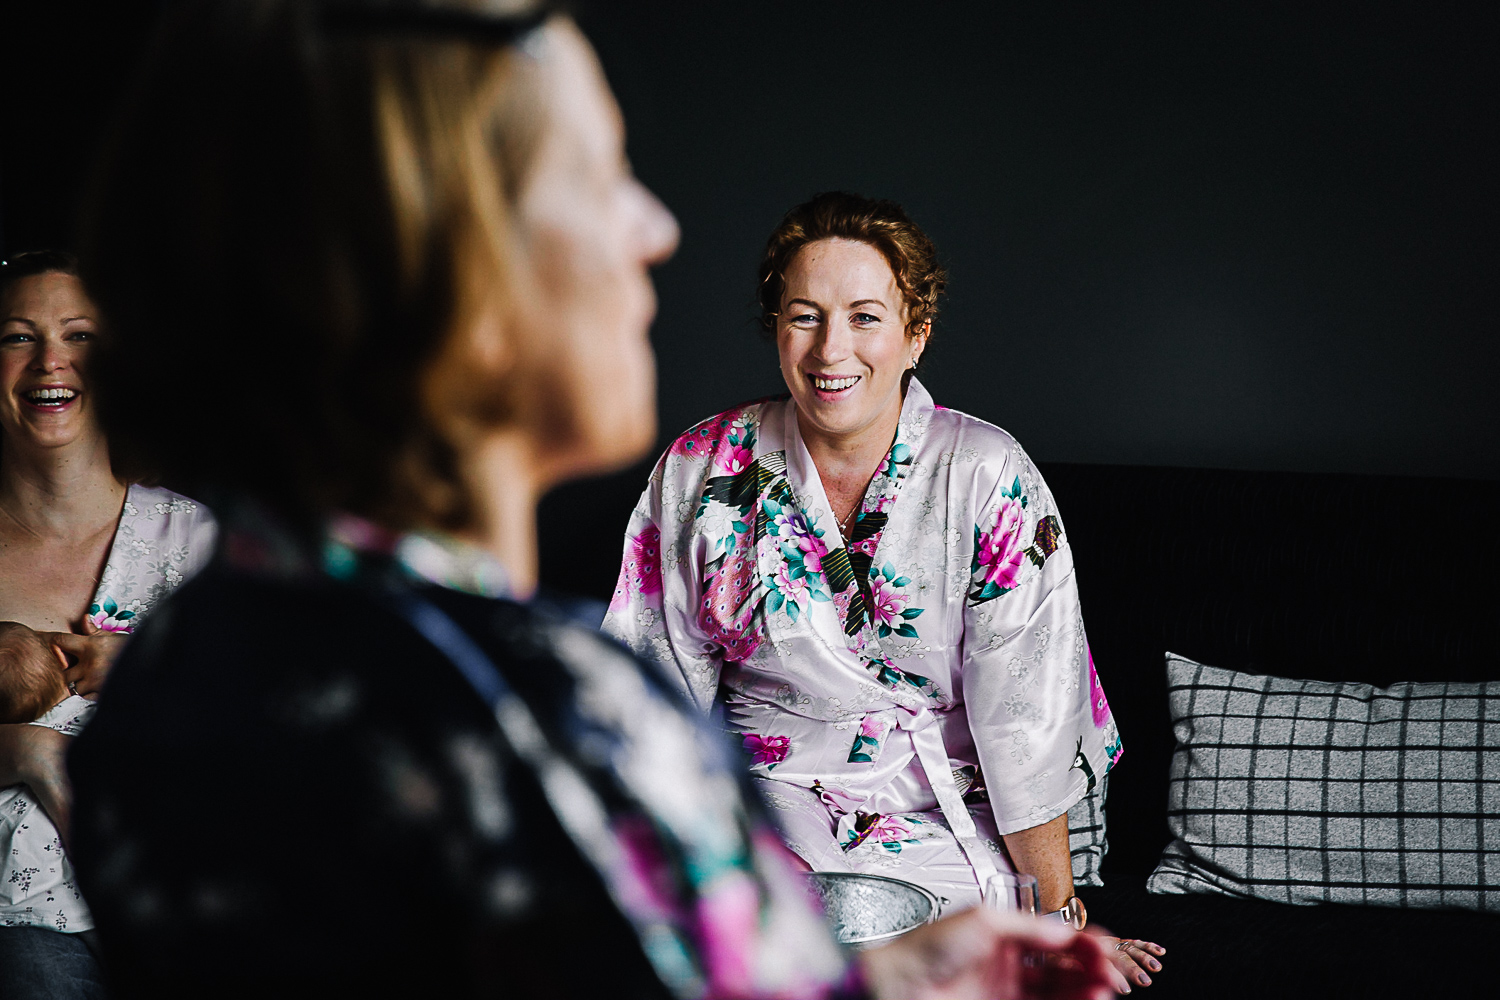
[959,450,1119,837]
[602,453,725,714]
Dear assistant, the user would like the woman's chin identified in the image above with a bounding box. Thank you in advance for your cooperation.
[791,394,876,440]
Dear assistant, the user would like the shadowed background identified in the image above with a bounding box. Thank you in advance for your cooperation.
[3,1,1495,597]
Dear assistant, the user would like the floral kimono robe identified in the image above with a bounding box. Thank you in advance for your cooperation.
[1,484,216,933]
[604,380,1122,908]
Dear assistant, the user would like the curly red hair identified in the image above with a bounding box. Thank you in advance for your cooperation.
[757,192,947,354]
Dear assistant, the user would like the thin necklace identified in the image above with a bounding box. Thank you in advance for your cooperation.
[838,500,861,541]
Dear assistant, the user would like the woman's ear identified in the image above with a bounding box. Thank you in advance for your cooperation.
[421,294,518,439]
[467,302,512,378]
[910,318,931,367]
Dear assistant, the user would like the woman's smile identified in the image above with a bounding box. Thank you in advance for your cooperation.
[807,373,862,399]
[20,384,80,414]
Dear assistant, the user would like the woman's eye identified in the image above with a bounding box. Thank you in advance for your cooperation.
[0,333,33,345]
[790,313,819,325]
[67,331,94,342]
[852,313,880,325]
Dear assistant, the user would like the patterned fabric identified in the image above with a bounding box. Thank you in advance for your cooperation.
[0,485,217,933]
[68,510,854,998]
[1149,653,1500,911]
[604,380,1119,905]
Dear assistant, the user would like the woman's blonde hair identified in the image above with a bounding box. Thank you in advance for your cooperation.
[86,0,548,532]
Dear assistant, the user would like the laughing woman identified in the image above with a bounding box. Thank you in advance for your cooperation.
[605,193,1164,991]
[0,252,215,999]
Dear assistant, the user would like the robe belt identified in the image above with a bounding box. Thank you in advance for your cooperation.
[897,710,1000,893]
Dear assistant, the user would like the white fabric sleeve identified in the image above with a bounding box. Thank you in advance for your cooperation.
[601,455,725,714]
[960,456,1110,837]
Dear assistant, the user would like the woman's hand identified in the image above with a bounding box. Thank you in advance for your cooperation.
[43,615,125,700]
[0,723,74,846]
[1099,936,1166,993]
[859,907,1114,1000]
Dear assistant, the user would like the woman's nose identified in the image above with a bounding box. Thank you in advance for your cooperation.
[31,341,68,372]
[635,181,680,267]
[812,322,853,363]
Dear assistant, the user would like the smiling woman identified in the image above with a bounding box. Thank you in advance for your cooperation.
[605,191,1167,992]
[0,252,216,1000]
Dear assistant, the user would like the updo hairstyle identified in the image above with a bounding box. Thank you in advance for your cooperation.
[757,192,947,360]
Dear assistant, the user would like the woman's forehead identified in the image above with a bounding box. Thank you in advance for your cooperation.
[785,240,898,298]
[532,21,624,163]
[2,271,94,320]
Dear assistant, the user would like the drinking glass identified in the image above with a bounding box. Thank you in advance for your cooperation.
[983,871,1039,915]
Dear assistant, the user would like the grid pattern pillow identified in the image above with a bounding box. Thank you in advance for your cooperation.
[1148,654,1500,911]
[1067,775,1108,887]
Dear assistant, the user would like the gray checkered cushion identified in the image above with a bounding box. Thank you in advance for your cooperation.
[1148,653,1500,911]
[1067,775,1108,887]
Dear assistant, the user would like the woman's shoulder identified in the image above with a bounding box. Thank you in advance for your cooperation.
[922,403,1033,477]
[123,484,220,539]
[662,395,785,467]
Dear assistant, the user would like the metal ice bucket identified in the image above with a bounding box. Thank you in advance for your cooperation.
[803,871,940,948]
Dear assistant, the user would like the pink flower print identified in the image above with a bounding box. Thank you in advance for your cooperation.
[87,598,136,634]
[609,525,663,612]
[742,733,790,767]
[866,564,923,639]
[715,442,752,476]
[773,563,808,605]
[794,533,826,575]
[1088,646,1111,728]
[847,714,890,763]
[841,810,921,852]
[867,575,909,630]
[973,497,1028,599]
[863,813,915,845]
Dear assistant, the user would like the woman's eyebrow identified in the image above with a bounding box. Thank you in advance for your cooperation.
[849,299,887,310]
[1,317,38,329]
[785,298,823,311]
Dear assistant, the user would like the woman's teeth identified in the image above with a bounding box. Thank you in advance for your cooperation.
[27,388,76,403]
[812,376,859,391]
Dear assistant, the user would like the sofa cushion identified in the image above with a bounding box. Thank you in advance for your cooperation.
[1148,653,1500,911]
[1067,775,1108,886]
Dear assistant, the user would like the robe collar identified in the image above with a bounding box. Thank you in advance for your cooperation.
[324,512,513,599]
[762,377,935,547]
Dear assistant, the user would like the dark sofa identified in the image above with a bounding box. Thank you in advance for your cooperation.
[539,461,1500,997]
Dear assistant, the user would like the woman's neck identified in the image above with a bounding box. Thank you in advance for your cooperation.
[796,398,903,502]
[453,430,542,601]
[0,434,126,540]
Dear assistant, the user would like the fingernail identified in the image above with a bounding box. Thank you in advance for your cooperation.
[1149,960,1160,970]
[1139,975,1151,986]
[1121,987,1131,994]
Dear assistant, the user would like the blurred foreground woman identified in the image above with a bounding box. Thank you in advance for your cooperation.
[72,1,1113,997]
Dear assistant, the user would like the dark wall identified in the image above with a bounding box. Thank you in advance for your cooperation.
[578,2,1497,482]
[4,1,1495,486]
